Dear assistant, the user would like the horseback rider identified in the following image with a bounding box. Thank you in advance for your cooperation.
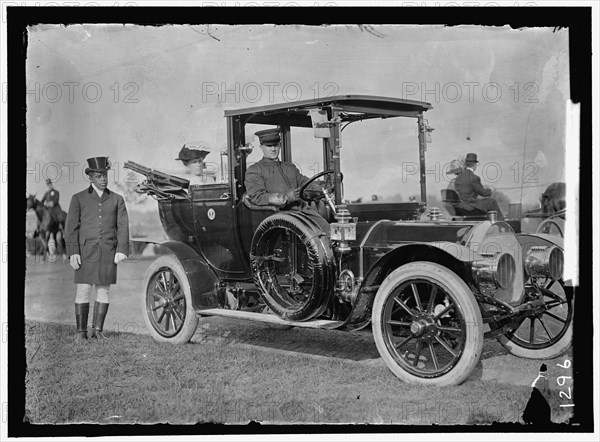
[42,178,66,228]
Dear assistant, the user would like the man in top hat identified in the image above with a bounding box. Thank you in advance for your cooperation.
[175,142,217,185]
[64,157,130,343]
[454,153,504,220]
[244,127,329,231]
[42,178,66,228]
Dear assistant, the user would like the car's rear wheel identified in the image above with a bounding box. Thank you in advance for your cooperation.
[251,213,334,321]
[372,262,483,386]
[497,279,573,359]
[141,254,199,344]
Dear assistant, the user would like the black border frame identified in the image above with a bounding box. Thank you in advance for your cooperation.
[7,5,593,437]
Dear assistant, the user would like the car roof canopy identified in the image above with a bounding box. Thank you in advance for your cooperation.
[224,95,433,128]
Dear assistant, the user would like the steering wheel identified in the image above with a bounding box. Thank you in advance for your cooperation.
[299,170,336,202]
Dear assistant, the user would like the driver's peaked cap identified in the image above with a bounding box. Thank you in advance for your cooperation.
[255,128,281,146]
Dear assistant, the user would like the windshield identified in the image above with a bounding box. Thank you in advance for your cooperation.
[244,117,423,203]
[340,117,422,203]
[244,123,325,180]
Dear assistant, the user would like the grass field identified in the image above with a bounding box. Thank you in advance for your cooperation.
[24,320,574,426]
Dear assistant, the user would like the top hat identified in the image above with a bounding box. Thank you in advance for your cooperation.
[465,153,479,164]
[85,157,111,175]
[255,128,281,146]
[175,144,211,162]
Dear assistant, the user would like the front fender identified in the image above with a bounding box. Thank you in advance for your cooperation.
[517,233,564,251]
[160,240,219,310]
[342,242,477,330]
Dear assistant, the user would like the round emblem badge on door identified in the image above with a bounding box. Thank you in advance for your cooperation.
[207,208,216,220]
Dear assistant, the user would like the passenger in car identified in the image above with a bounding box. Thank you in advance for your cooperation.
[244,127,330,230]
[446,159,463,192]
[174,143,217,185]
[454,153,504,220]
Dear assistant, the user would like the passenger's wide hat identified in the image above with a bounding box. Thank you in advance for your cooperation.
[255,128,281,146]
[175,144,211,161]
[447,159,464,175]
[85,157,111,175]
[465,153,479,164]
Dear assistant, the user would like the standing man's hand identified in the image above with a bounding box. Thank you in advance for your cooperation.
[70,254,81,270]
[114,252,127,264]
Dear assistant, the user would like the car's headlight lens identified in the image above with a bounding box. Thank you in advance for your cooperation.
[524,245,563,280]
[472,252,516,290]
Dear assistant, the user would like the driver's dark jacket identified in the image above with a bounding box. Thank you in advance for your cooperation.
[245,157,310,206]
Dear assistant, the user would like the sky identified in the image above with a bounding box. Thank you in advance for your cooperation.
[25,24,570,212]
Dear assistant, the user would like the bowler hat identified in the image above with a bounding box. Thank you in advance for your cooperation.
[175,144,211,162]
[465,153,479,164]
[255,128,281,146]
[85,157,111,175]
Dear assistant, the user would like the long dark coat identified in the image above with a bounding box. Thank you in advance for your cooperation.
[64,186,129,285]
[454,168,503,216]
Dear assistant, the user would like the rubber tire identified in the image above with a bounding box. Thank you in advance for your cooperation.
[251,213,333,321]
[141,254,199,344]
[284,211,336,319]
[497,283,573,359]
[372,262,484,386]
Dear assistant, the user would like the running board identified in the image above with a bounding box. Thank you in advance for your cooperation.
[197,308,344,330]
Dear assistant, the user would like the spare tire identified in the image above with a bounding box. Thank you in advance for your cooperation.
[250,212,335,321]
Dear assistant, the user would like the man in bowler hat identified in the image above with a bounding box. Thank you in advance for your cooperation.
[64,157,130,342]
[454,153,504,220]
[244,127,329,231]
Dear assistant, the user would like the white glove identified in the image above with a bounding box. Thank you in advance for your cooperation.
[70,254,81,270]
[114,252,128,264]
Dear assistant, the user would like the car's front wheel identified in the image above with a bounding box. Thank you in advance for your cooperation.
[496,279,573,359]
[141,254,199,344]
[372,262,483,386]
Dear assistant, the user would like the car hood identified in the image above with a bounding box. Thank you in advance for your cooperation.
[357,220,476,248]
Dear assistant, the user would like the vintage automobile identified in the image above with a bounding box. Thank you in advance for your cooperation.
[127,95,572,386]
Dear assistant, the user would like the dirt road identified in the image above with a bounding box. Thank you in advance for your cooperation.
[24,255,571,387]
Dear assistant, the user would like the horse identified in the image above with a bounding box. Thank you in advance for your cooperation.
[26,194,67,261]
[540,182,566,215]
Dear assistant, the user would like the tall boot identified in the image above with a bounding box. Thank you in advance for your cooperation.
[90,301,109,340]
[74,302,89,343]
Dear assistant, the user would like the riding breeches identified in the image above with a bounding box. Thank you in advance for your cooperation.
[75,284,110,303]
